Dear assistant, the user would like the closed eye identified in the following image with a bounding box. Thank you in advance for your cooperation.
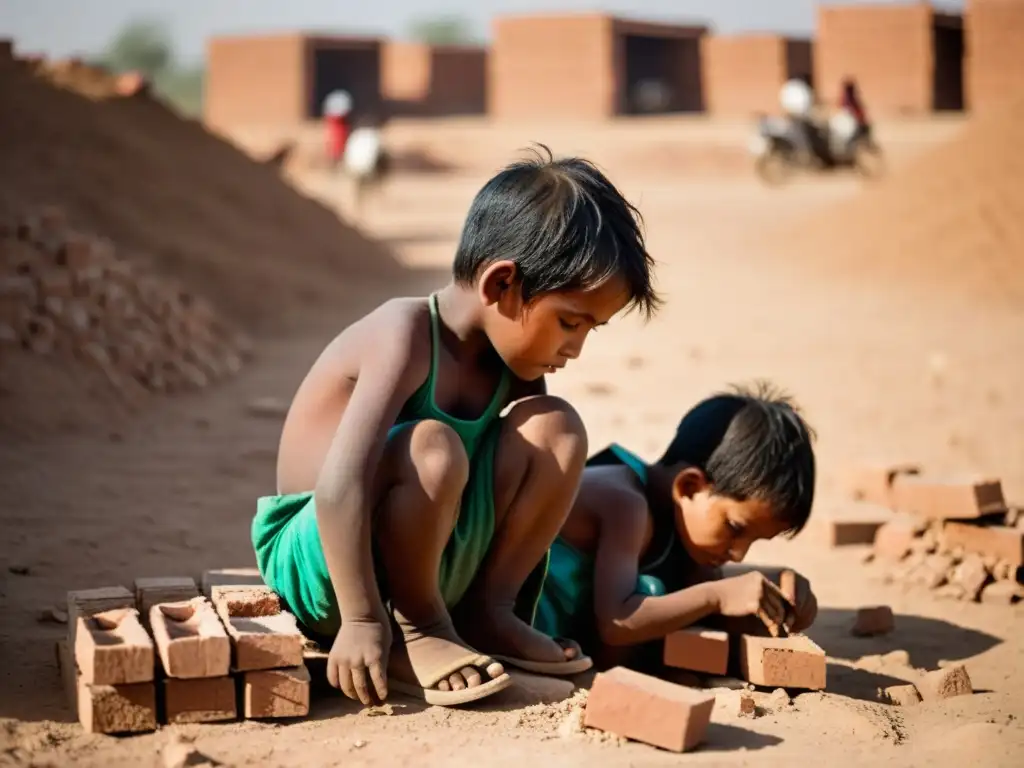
[559,319,580,331]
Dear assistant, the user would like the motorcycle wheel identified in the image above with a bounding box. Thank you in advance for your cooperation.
[852,140,886,180]
[755,149,793,187]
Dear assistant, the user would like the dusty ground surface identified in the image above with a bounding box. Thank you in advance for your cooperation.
[2,108,1023,767]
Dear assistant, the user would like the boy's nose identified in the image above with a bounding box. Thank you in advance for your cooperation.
[728,540,752,562]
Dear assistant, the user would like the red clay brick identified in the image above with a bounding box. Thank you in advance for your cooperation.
[66,586,134,646]
[892,476,1005,520]
[842,463,920,506]
[943,522,1024,567]
[212,586,303,671]
[918,665,972,701]
[583,667,715,753]
[74,608,155,685]
[133,576,198,618]
[150,598,230,679]
[201,567,264,598]
[163,676,237,724]
[243,665,311,719]
[738,634,826,690]
[851,606,895,637]
[813,513,890,548]
[663,627,729,675]
[57,640,156,734]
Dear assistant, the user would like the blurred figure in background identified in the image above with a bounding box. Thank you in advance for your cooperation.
[839,77,871,140]
[323,90,353,169]
[779,76,833,168]
[344,112,389,218]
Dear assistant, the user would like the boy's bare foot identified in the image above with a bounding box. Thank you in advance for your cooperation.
[388,613,506,695]
[455,602,584,669]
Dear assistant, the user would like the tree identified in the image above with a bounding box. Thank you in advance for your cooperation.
[101,19,173,78]
[407,15,479,46]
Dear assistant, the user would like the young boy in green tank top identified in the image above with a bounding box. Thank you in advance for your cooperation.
[250,146,659,708]
[531,384,819,670]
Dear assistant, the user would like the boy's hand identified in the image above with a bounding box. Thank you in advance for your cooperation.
[779,570,818,633]
[714,572,795,635]
[328,618,392,706]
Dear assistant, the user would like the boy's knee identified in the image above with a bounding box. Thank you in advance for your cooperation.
[506,396,588,470]
[406,419,469,494]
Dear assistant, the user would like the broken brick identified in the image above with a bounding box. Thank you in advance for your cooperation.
[57,640,156,734]
[918,665,972,701]
[851,606,895,637]
[892,476,1005,521]
[950,555,990,601]
[133,576,199,618]
[150,598,230,679]
[980,580,1022,605]
[583,667,715,753]
[243,665,311,719]
[74,608,154,685]
[873,516,920,562]
[212,586,303,671]
[738,634,826,690]
[842,463,919,506]
[812,506,891,547]
[663,627,729,675]
[942,522,1023,568]
[66,586,134,646]
[882,684,921,706]
[163,676,237,724]
[738,694,757,717]
[201,567,264,597]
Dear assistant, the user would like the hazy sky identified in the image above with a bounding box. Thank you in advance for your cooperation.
[2,0,964,65]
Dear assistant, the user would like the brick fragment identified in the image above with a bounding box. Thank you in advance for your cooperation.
[980,580,1022,605]
[738,694,757,717]
[163,676,237,724]
[583,667,715,753]
[212,586,303,671]
[873,516,922,562]
[851,606,895,637]
[738,634,826,690]
[892,476,1005,521]
[74,608,154,685]
[201,567,264,597]
[66,586,133,646]
[882,684,921,706]
[942,522,1023,568]
[243,665,311,719]
[950,555,990,601]
[918,665,972,701]
[57,640,156,734]
[663,627,729,675]
[133,576,199,618]
[842,463,919,506]
[150,598,230,678]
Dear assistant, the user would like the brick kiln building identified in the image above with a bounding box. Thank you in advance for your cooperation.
[204,33,383,130]
[700,34,814,117]
[489,13,707,120]
[965,0,1024,114]
[814,2,965,116]
[381,42,487,116]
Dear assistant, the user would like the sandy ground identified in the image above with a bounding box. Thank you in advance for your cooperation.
[1,116,1023,767]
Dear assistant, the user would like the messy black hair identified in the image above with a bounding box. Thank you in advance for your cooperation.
[452,144,660,318]
[659,382,817,535]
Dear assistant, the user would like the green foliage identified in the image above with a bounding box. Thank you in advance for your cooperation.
[407,14,479,46]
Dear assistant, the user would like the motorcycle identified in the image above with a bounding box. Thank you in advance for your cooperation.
[749,110,885,186]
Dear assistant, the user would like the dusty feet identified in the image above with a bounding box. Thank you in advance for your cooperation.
[454,602,585,670]
[387,612,508,701]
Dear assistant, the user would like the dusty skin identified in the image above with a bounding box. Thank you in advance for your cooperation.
[2,112,1024,767]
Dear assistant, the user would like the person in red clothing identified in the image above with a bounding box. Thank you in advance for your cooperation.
[839,78,871,138]
[323,90,353,168]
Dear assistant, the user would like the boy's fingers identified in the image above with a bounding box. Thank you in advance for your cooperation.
[327,660,340,690]
[337,667,359,702]
[351,666,374,706]
[370,663,389,702]
[779,569,798,604]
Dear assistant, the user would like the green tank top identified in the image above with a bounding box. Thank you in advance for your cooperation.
[397,293,510,457]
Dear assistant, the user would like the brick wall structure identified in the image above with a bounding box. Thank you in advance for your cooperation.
[815,2,964,116]
[204,34,382,131]
[966,0,1024,114]
[489,14,707,120]
[382,42,487,116]
[701,34,814,117]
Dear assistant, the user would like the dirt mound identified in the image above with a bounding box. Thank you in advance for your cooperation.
[774,101,1024,308]
[0,57,403,331]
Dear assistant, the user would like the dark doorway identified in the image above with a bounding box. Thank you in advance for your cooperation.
[932,18,964,112]
[622,34,704,115]
[309,44,382,119]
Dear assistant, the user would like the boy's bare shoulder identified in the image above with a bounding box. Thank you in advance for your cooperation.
[325,297,431,365]
[579,465,650,522]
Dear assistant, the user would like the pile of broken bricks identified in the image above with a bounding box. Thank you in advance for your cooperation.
[58,569,311,735]
[811,466,1022,605]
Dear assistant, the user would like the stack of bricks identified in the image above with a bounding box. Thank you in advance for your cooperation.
[836,464,1023,605]
[0,207,252,396]
[57,570,310,735]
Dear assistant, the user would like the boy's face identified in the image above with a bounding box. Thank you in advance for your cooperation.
[479,262,630,381]
[671,469,791,567]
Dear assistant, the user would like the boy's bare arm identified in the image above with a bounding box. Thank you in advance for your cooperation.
[592,502,720,647]
[315,304,429,624]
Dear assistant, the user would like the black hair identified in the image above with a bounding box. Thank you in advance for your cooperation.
[452,144,660,318]
[659,381,816,535]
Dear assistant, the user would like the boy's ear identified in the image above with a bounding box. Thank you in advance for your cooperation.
[478,260,519,307]
[671,467,709,504]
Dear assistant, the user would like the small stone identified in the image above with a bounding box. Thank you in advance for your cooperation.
[919,665,973,701]
[37,607,68,624]
[882,684,921,707]
[558,706,585,738]
[363,703,394,717]
[851,606,895,637]
[935,583,967,601]
[738,694,759,718]
[768,688,791,709]
[353,740,367,749]
[980,580,1022,605]
[162,735,221,768]
[991,560,1014,582]
[951,555,990,601]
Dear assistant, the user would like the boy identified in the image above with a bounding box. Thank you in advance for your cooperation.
[530,383,818,670]
[251,146,659,708]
